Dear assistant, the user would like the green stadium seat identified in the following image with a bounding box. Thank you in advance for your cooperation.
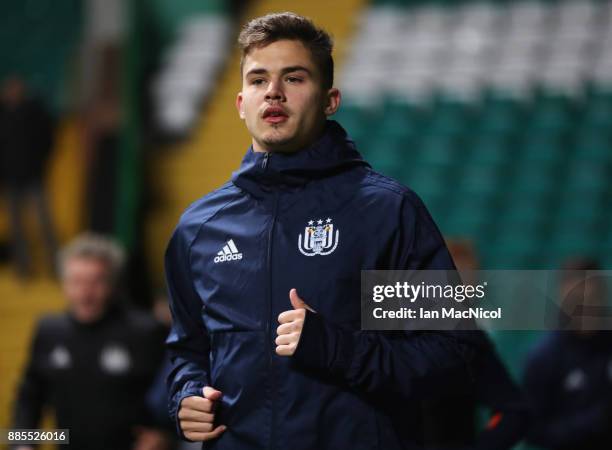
[519,134,569,167]
[512,165,559,198]
[563,162,610,195]
[458,165,506,199]
[408,164,454,198]
[381,98,415,118]
[477,96,524,136]
[468,135,515,169]
[376,115,422,142]
[363,135,409,180]
[528,95,576,133]
[426,105,470,137]
[334,104,377,148]
[554,193,606,224]
[549,234,600,264]
[417,135,459,167]
[554,214,604,240]
[487,224,549,267]
[444,194,497,237]
[499,201,549,237]
[581,93,612,131]
[572,134,612,165]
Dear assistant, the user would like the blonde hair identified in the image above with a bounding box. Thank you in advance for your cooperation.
[58,233,126,282]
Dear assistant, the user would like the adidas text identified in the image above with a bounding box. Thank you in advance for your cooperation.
[214,239,243,263]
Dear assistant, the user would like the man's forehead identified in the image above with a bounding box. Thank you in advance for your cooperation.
[243,40,317,74]
[65,256,110,272]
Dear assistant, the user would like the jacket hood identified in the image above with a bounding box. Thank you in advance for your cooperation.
[231,120,369,196]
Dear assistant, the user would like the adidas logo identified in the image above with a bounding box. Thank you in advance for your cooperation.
[214,239,243,263]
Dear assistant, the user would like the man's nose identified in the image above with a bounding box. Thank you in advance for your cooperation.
[265,79,284,101]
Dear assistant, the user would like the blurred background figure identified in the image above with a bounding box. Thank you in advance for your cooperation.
[11,233,168,450]
[145,291,200,450]
[419,239,527,450]
[79,0,125,234]
[0,75,57,278]
[523,258,612,450]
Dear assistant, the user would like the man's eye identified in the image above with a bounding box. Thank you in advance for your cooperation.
[286,77,302,83]
[251,79,265,85]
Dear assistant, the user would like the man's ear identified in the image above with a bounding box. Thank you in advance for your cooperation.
[324,87,341,116]
[236,92,245,119]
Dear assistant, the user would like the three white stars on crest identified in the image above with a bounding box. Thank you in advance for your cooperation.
[308,218,332,226]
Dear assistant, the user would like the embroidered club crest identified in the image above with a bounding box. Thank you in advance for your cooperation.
[298,218,339,256]
[49,345,72,369]
[100,345,132,374]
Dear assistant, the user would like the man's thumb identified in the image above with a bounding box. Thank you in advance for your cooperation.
[203,386,222,400]
[289,289,316,312]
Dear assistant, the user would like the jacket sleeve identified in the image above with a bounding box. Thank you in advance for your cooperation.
[292,193,482,401]
[473,341,528,450]
[13,321,47,429]
[165,226,210,441]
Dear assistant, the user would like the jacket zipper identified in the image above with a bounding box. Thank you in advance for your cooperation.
[264,151,279,450]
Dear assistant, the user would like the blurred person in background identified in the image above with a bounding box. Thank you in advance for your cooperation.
[146,291,200,450]
[0,75,58,278]
[79,0,125,234]
[523,257,612,450]
[418,239,527,450]
[11,233,169,450]
[81,46,123,234]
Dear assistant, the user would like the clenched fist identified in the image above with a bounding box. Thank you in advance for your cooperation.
[276,289,315,356]
[178,386,226,442]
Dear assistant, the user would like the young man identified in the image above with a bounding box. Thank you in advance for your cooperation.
[12,233,167,450]
[165,12,482,450]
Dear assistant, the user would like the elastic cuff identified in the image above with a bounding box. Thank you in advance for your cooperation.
[292,311,354,377]
[292,310,328,370]
[171,382,206,441]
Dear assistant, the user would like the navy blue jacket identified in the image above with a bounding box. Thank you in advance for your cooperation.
[523,331,612,450]
[165,120,482,450]
[422,335,528,450]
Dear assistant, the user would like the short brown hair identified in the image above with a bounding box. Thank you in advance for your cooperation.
[238,12,334,89]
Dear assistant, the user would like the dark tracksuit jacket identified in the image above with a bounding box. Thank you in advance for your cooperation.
[165,120,484,450]
[13,304,166,450]
[422,335,528,450]
[523,331,612,450]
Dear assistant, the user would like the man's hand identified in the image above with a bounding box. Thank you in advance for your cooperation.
[177,386,226,442]
[276,289,315,356]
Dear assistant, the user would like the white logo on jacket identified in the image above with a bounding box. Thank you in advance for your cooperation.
[214,239,243,263]
[563,368,586,391]
[298,218,339,256]
[49,345,72,369]
[100,345,132,374]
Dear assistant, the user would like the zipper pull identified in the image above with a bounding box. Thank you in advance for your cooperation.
[262,151,270,169]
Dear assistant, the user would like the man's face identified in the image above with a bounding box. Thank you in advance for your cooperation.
[1,77,25,106]
[236,39,340,153]
[62,257,114,323]
[560,276,608,332]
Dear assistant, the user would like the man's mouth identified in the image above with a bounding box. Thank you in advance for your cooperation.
[263,106,288,124]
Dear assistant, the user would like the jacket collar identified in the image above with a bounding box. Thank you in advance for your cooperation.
[231,120,369,196]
